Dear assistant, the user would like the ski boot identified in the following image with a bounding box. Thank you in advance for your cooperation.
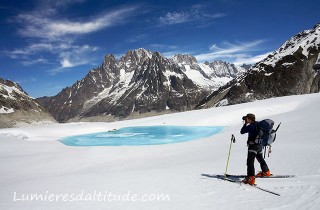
[242,176,255,185]
[256,170,271,177]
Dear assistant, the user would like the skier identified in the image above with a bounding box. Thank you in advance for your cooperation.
[240,113,271,185]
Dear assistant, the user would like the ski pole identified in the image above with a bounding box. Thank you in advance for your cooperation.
[224,134,236,179]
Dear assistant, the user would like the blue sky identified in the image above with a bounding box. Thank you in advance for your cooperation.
[0,0,319,98]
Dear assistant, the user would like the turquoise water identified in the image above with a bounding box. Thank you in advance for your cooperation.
[60,125,224,146]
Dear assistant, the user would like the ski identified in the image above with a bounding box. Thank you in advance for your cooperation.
[225,174,296,179]
[215,175,280,196]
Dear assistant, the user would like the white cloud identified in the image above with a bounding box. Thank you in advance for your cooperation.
[46,44,99,74]
[195,40,270,65]
[232,52,271,65]
[159,12,190,25]
[21,58,48,66]
[210,40,266,54]
[159,4,225,26]
[16,6,139,39]
[4,2,141,73]
[42,0,87,8]
[5,43,55,58]
[60,58,74,68]
[4,41,99,69]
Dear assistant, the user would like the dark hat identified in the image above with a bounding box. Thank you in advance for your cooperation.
[242,113,255,121]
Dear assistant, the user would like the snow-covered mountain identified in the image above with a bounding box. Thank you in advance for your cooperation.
[197,23,320,108]
[173,54,245,89]
[38,49,245,122]
[0,78,56,127]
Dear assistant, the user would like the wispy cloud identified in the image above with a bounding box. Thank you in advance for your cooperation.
[15,6,139,40]
[126,34,149,43]
[49,44,99,74]
[5,2,141,73]
[4,43,57,58]
[236,52,271,65]
[195,40,270,65]
[3,41,99,72]
[159,12,190,25]
[159,4,225,26]
[21,58,48,66]
[40,0,87,8]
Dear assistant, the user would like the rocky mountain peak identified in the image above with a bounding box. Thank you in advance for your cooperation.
[173,54,198,65]
[134,48,153,58]
[240,64,252,70]
[102,54,116,68]
[120,48,152,65]
[151,51,168,63]
[207,60,245,78]
[0,77,56,127]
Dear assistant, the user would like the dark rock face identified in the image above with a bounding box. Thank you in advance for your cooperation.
[37,49,245,122]
[196,24,320,109]
[0,78,56,127]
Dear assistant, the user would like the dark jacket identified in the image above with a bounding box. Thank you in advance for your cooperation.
[240,122,259,144]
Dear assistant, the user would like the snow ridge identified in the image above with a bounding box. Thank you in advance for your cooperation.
[0,79,30,114]
[195,23,320,110]
[254,24,320,69]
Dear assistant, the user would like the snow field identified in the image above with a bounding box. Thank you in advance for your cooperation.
[1,93,320,209]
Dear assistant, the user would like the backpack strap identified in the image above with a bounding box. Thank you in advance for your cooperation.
[255,122,263,144]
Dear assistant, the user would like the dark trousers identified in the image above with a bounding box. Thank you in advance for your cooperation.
[247,144,269,176]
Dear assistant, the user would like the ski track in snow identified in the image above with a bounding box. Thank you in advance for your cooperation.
[1,93,320,209]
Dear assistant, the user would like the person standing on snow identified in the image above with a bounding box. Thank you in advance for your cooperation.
[240,113,271,185]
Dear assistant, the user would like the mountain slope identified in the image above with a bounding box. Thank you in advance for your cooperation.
[0,78,56,127]
[38,49,245,122]
[196,23,320,108]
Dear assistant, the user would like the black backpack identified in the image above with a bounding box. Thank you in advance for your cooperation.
[256,119,281,146]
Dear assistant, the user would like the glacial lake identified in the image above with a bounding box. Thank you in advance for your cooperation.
[60,125,224,146]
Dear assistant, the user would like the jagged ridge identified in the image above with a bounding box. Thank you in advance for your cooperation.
[37,49,245,122]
